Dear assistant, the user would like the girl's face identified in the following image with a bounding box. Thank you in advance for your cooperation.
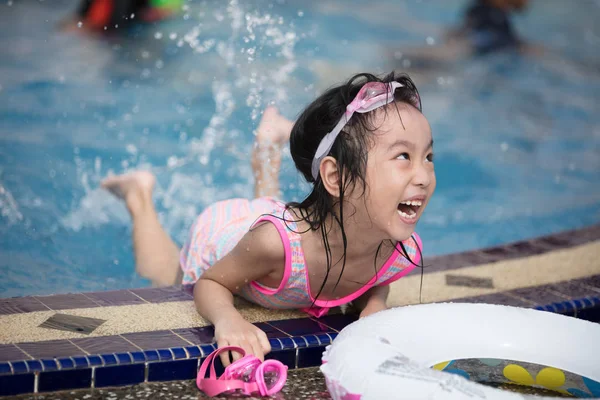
[347,104,436,243]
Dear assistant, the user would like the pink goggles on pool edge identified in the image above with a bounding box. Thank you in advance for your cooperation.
[196,346,288,397]
[311,81,404,180]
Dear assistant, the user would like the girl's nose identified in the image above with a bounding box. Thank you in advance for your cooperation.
[412,163,433,187]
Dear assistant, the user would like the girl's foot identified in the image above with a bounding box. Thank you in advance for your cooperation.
[252,107,293,198]
[255,106,294,146]
[101,171,156,215]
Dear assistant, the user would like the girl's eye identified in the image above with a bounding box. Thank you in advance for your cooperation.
[426,153,434,162]
[396,152,409,160]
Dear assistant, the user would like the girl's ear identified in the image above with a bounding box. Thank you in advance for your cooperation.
[320,156,340,197]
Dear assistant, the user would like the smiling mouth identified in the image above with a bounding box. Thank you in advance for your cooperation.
[397,200,422,220]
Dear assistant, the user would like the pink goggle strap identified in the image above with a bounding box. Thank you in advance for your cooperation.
[310,81,403,180]
[196,346,287,397]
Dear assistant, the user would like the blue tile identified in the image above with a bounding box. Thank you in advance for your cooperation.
[552,302,567,315]
[26,360,43,372]
[171,347,187,360]
[147,359,197,382]
[0,363,11,375]
[544,304,558,313]
[304,335,320,347]
[297,346,326,368]
[157,349,173,361]
[0,373,34,396]
[171,326,215,345]
[279,337,295,350]
[184,346,201,358]
[144,350,159,362]
[199,344,216,357]
[268,318,334,337]
[95,364,145,388]
[329,332,338,341]
[269,338,283,351]
[101,354,118,366]
[313,314,358,332]
[292,336,308,348]
[582,297,594,308]
[58,358,74,369]
[38,369,92,392]
[573,299,584,310]
[560,301,575,317]
[255,322,290,339]
[87,355,103,366]
[116,353,132,364]
[41,359,58,371]
[534,305,544,311]
[578,306,600,323]
[11,361,28,374]
[265,350,296,369]
[0,344,30,363]
[316,333,333,345]
[72,356,89,368]
[131,352,146,363]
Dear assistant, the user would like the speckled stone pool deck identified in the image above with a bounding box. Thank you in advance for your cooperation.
[0,225,599,397]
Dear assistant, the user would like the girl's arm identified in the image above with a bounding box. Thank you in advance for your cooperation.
[193,222,285,366]
[354,285,389,318]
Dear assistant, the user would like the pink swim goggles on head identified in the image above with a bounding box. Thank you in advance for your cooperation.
[311,81,404,180]
[196,346,288,397]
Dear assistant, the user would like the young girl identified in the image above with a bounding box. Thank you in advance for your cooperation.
[102,72,436,366]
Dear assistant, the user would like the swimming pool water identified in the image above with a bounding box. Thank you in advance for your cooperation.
[1,0,599,297]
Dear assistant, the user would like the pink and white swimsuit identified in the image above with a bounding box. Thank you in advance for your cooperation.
[180,197,422,317]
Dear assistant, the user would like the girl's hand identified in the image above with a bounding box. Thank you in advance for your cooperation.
[214,316,271,366]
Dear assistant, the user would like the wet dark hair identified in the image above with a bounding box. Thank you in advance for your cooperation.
[286,71,426,307]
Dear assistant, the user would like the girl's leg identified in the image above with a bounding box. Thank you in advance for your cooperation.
[251,106,294,199]
[101,171,182,286]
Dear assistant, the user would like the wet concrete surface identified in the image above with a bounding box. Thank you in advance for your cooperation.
[14,367,331,400]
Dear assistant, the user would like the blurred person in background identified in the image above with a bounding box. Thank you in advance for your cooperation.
[394,0,537,69]
[61,0,182,34]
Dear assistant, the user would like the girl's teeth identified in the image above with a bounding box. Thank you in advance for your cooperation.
[400,200,423,206]
[397,209,416,219]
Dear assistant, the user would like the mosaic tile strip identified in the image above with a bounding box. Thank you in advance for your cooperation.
[2,226,598,316]
[0,330,336,397]
[34,293,100,310]
[83,290,148,306]
[0,297,50,316]
[0,297,598,397]
[426,224,600,272]
[129,286,193,303]
[0,344,31,363]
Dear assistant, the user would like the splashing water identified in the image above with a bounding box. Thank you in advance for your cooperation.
[0,0,599,296]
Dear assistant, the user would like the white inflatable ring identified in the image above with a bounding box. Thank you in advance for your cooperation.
[321,303,600,400]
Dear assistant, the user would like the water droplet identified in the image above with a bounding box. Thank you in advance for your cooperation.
[426,36,435,45]
[130,13,135,19]
[500,142,509,152]
[169,32,178,40]
[77,21,83,28]
[154,31,163,39]
[244,279,248,283]
[297,10,304,17]
[246,247,250,251]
